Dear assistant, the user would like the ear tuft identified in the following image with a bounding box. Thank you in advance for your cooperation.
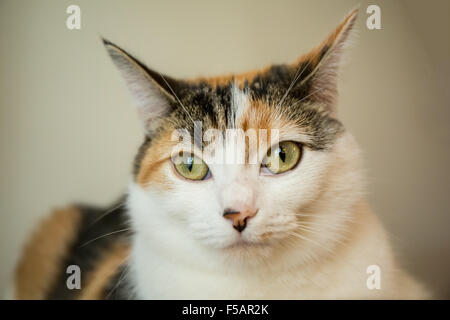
[294,9,358,113]
[102,39,176,135]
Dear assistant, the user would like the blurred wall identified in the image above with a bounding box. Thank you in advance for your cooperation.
[1,0,449,297]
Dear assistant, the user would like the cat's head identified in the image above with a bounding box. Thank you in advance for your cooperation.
[104,10,363,266]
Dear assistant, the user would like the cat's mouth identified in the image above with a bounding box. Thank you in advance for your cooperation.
[224,237,271,250]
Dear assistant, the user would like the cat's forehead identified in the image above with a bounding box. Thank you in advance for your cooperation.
[166,67,343,152]
[176,64,309,111]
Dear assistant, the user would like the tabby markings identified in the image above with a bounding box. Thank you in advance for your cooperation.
[171,123,280,165]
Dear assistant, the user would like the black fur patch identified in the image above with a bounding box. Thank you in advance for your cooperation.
[46,198,131,299]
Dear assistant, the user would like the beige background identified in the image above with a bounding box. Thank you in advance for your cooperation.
[1,0,449,298]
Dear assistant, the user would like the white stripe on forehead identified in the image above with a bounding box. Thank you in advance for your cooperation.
[229,82,250,128]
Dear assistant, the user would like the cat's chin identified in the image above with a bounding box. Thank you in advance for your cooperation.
[213,238,280,266]
[224,238,269,249]
[219,237,275,258]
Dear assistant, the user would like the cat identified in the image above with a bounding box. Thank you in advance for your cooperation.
[12,9,428,299]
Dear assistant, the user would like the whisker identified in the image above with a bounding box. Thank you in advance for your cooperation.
[105,262,130,299]
[79,228,131,248]
[88,202,126,227]
[158,73,199,130]
[290,87,324,108]
[293,225,324,238]
[287,231,334,254]
[294,213,330,218]
[277,59,313,107]
[294,220,330,227]
[296,223,349,246]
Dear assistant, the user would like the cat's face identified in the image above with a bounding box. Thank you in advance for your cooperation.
[105,10,362,263]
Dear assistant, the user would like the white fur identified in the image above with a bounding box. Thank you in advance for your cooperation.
[126,131,427,299]
[230,83,250,128]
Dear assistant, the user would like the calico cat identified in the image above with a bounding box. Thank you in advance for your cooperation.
[13,9,428,299]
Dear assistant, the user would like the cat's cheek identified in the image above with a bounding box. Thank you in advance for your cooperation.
[293,150,331,197]
[168,184,225,233]
[250,151,332,239]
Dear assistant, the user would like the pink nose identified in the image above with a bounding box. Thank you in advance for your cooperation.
[223,208,258,232]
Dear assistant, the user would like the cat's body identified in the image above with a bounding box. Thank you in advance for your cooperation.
[14,202,131,299]
[12,10,428,299]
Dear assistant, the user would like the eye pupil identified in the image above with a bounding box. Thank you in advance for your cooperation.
[278,148,286,162]
[186,157,193,171]
[262,141,302,175]
[173,154,210,181]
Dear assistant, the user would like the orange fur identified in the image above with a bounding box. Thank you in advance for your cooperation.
[136,130,177,189]
[79,243,130,300]
[14,207,82,299]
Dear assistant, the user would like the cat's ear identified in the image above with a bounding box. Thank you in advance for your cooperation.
[291,9,358,113]
[103,39,179,135]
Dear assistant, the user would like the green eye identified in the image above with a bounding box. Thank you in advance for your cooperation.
[262,141,302,174]
[173,153,210,181]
